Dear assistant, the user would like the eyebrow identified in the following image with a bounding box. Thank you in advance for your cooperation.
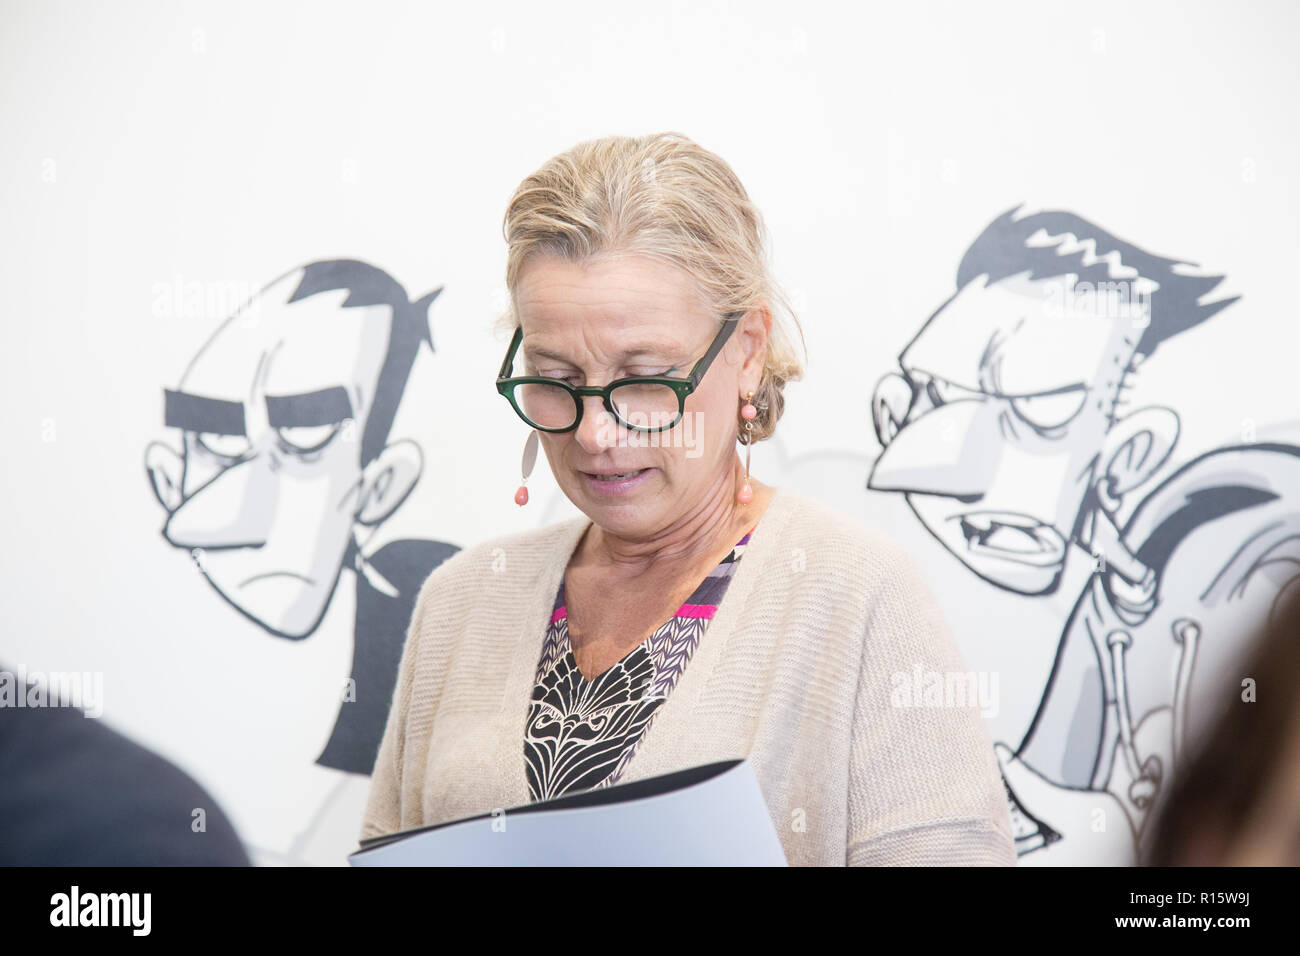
[164,390,245,435]
[164,386,354,434]
[265,387,354,427]
[523,343,677,365]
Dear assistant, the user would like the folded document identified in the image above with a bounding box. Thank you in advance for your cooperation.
[349,758,787,866]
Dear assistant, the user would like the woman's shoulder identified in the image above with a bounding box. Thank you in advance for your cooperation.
[765,487,943,622]
[770,488,955,654]
[771,486,922,574]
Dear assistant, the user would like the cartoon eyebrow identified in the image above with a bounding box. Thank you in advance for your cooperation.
[164,389,246,435]
[163,386,354,434]
[904,366,1086,402]
[265,386,353,428]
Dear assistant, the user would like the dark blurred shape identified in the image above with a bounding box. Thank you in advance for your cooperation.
[1141,580,1300,866]
[0,665,250,865]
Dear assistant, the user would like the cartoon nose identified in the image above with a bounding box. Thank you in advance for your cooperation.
[162,457,269,549]
[867,399,996,498]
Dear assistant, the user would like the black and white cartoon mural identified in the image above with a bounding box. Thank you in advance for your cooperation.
[131,228,1299,867]
[144,259,459,792]
[866,206,1300,863]
[7,0,1295,878]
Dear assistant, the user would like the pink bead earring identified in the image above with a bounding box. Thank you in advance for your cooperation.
[515,429,539,506]
[738,390,757,505]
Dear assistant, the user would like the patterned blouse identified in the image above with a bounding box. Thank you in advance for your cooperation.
[523,523,758,802]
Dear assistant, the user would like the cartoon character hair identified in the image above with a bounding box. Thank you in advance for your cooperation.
[286,259,441,468]
[957,205,1239,359]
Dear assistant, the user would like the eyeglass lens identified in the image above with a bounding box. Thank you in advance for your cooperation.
[516,380,680,430]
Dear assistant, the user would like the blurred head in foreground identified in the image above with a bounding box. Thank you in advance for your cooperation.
[1141,580,1300,866]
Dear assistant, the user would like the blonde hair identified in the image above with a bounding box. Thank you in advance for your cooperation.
[497,131,806,443]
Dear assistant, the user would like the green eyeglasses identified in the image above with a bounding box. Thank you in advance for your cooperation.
[496,314,741,433]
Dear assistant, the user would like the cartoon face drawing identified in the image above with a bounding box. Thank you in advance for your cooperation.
[869,207,1238,596]
[145,259,457,784]
[148,265,433,637]
[857,207,1300,866]
[869,271,1145,593]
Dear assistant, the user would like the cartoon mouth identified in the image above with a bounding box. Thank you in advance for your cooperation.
[954,511,1066,567]
[237,570,316,587]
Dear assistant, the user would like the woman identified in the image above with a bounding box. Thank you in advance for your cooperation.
[361,131,1014,865]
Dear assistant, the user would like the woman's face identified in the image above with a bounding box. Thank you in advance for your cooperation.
[513,253,763,536]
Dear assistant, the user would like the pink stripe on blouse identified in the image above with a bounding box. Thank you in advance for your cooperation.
[675,603,716,619]
[552,602,717,623]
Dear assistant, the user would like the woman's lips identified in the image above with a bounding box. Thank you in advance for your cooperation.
[579,467,652,496]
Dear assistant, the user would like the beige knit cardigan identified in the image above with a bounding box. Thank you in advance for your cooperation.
[360,485,1016,865]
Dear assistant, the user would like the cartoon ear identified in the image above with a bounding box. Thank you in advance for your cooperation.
[1097,406,1180,506]
[355,439,423,527]
[144,440,185,512]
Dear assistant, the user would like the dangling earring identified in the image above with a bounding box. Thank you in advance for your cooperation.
[738,390,757,505]
[515,429,539,506]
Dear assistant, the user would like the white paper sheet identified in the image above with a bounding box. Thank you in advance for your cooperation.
[349,758,787,866]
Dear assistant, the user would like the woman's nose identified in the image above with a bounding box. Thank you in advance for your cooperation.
[573,395,621,451]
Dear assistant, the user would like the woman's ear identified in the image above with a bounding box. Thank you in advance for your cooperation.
[736,305,772,383]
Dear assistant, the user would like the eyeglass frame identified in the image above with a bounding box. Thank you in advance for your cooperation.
[495,313,743,433]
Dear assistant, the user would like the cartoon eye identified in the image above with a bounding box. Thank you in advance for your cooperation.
[1010,387,1088,431]
[925,375,982,407]
[196,432,250,460]
[276,424,340,455]
[925,378,948,407]
[871,373,914,446]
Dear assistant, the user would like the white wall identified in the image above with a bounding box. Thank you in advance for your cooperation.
[3,0,1297,865]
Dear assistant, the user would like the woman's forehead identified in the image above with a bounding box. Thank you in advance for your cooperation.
[517,254,707,319]
[515,256,716,363]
